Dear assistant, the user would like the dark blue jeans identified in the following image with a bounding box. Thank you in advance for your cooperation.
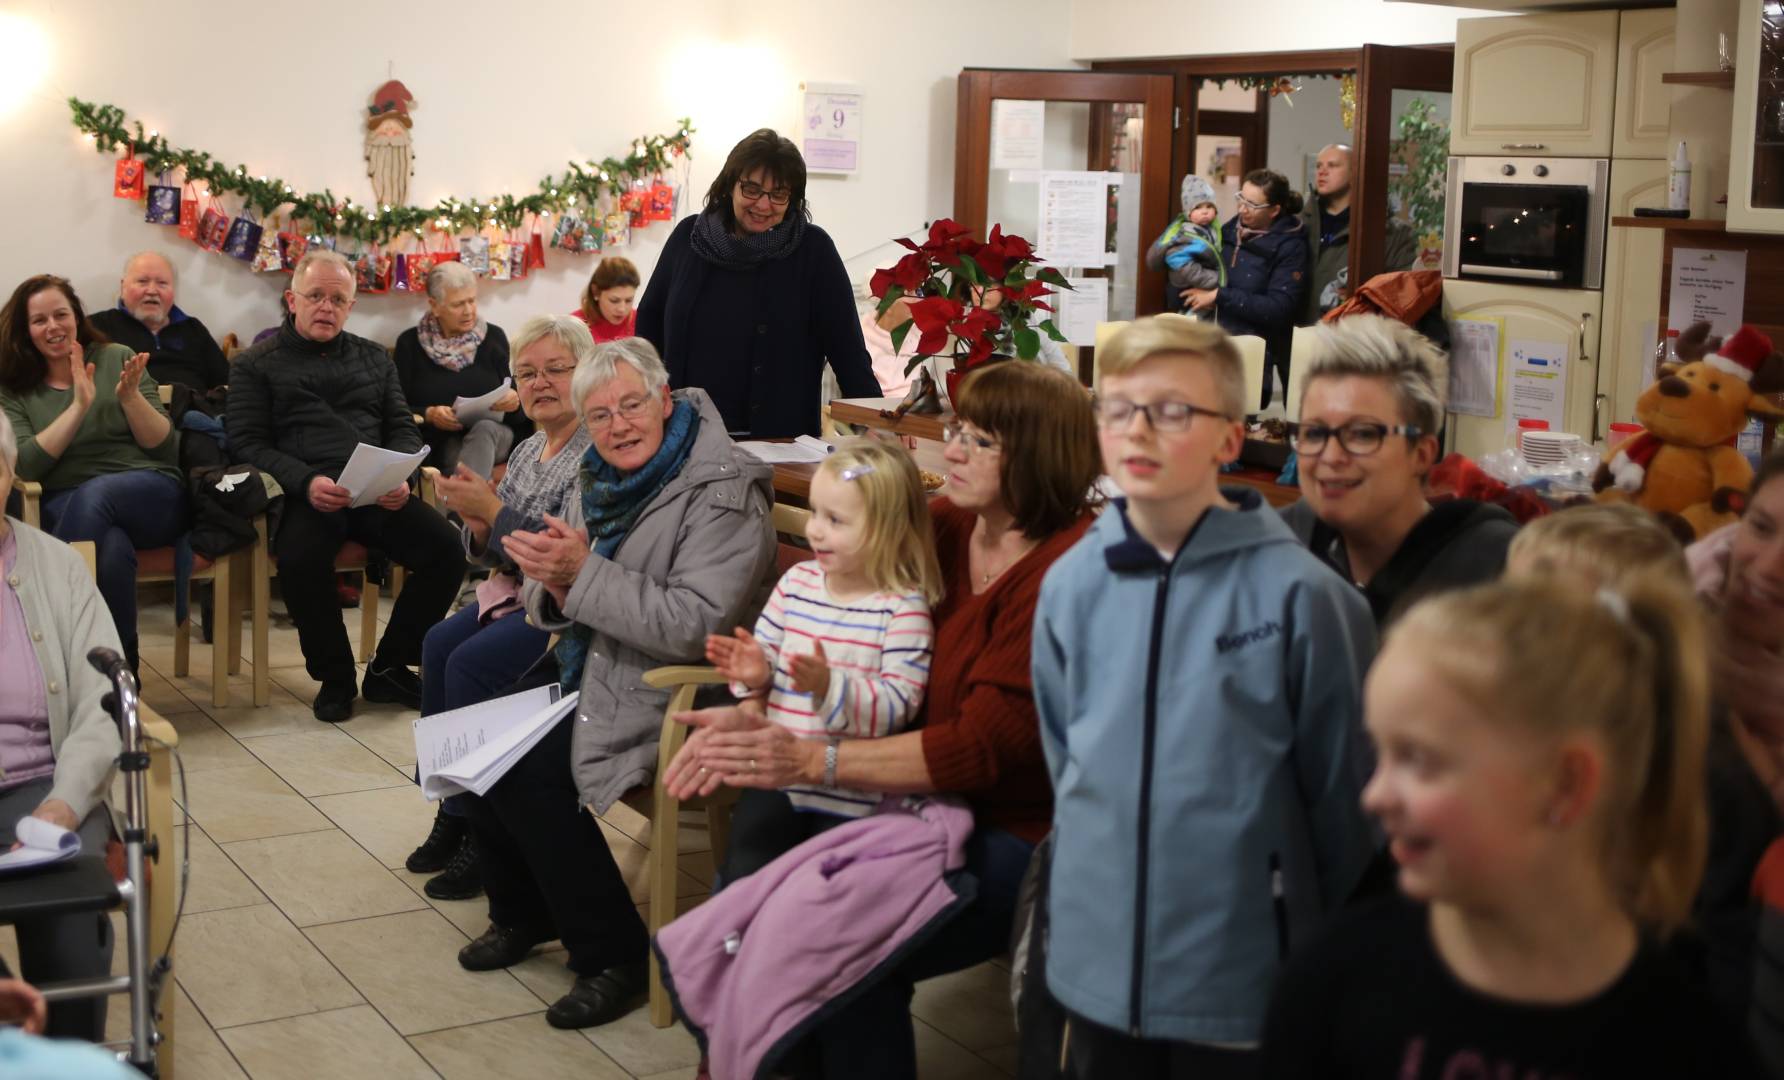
[797,823,1035,1078]
[420,601,550,818]
[41,469,188,668]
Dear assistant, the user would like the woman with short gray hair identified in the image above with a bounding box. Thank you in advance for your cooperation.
[393,264,526,478]
[1280,313,1516,625]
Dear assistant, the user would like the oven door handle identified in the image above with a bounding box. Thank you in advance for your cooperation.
[1459,263,1566,281]
[1500,143,1548,150]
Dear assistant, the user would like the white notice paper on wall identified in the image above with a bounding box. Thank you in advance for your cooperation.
[1667,248,1747,339]
[1448,317,1503,418]
[1058,278,1111,346]
[1039,171,1119,267]
[802,82,863,174]
[990,99,1045,170]
[1504,340,1568,440]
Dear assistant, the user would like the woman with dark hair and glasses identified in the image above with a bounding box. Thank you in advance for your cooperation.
[1182,168,1309,411]
[1279,314,1516,626]
[635,128,880,437]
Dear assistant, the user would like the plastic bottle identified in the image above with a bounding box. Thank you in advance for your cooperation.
[1654,328,1681,375]
[1739,416,1766,470]
[1669,141,1692,211]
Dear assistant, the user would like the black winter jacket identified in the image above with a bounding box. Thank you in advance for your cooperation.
[635,215,880,437]
[90,305,231,391]
[391,324,531,466]
[1216,213,1310,379]
[226,319,423,498]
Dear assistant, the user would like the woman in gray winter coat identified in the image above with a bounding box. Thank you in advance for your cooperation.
[451,336,777,1033]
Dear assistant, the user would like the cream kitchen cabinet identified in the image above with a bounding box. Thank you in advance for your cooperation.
[1597,160,1669,430]
[1613,8,1675,159]
[1729,0,1784,231]
[1442,280,1604,460]
[1451,11,1621,158]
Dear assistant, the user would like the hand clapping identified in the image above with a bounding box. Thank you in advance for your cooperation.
[706,627,771,692]
[114,350,151,402]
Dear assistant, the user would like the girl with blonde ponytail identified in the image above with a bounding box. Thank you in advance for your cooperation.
[1260,576,1761,1078]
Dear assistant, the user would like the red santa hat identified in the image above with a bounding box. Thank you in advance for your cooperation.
[1705,325,1773,383]
[367,80,415,125]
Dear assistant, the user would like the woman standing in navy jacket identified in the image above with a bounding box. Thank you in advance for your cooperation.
[1183,168,1309,411]
[636,129,880,437]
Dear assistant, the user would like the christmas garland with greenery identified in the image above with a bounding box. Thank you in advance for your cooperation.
[69,97,693,246]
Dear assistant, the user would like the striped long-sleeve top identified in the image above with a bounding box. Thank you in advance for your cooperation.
[745,561,934,817]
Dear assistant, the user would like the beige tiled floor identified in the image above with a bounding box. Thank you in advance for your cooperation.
[5,597,1016,1078]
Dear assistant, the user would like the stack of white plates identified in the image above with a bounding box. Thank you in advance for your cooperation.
[1521,430,1583,467]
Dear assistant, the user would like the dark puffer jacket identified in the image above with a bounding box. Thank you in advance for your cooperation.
[1216,213,1309,377]
[226,318,423,497]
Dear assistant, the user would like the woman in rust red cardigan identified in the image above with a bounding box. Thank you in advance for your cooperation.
[665,360,1101,1077]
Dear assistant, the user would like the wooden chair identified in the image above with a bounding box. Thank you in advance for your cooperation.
[770,503,813,574]
[69,541,181,1075]
[18,487,256,710]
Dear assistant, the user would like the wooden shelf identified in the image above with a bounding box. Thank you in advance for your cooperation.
[1611,215,1728,232]
[1661,70,1736,89]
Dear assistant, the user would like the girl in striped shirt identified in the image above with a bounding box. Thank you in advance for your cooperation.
[707,440,944,822]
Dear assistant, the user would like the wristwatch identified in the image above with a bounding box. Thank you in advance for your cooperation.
[823,738,841,788]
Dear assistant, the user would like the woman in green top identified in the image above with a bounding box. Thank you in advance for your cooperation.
[0,275,186,673]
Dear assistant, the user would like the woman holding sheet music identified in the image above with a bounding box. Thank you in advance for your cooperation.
[393,262,525,479]
[402,314,595,903]
[446,335,777,1032]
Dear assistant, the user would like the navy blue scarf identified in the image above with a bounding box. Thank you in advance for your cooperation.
[555,399,701,689]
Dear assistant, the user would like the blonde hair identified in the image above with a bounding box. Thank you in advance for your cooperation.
[1302,315,1448,436]
[815,440,945,605]
[1095,314,1245,420]
[1507,504,1688,590]
[1389,575,1710,935]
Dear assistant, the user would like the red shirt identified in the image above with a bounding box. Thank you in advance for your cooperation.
[573,307,636,342]
[919,499,1093,843]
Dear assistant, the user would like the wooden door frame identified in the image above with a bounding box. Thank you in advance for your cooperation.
[954,68,1177,320]
[1352,45,1454,287]
[1094,46,1452,303]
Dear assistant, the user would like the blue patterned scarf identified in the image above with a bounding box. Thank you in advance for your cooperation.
[555,399,702,689]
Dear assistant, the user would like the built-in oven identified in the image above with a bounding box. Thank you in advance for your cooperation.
[1442,157,1609,291]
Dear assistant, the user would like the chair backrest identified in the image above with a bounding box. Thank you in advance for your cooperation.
[1230,334,1267,413]
[770,503,813,575]
[640,666,731,780]
[71,540,97,579]
[1285,326,1317,423]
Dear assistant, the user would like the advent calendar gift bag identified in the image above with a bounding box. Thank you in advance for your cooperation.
[223,210,265,263]
[196,199,230,253]
[251,220,284,272]
[488,237,513,282]
[145,173,181,225]
[178,183,202,241]
[113,151,145,200]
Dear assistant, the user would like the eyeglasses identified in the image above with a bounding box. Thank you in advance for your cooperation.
[586,394,656,431]
[295,290,353,310]
[736,180,792,207]
[514,364,577,387]
[942,422,1000,457]
[1235,194,1268,211]
[1287,420,1424,456]
[1092,397,1231,433]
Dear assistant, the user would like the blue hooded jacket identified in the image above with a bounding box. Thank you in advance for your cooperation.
[1034,490,1377,1044]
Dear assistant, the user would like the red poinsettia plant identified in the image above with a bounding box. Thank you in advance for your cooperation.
[869,219,1072,376]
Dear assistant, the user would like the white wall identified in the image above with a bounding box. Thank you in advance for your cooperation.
[0,0,1075,349]
[1069,0,1483,59]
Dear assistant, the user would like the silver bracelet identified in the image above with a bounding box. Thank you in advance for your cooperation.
[824,738,840,788]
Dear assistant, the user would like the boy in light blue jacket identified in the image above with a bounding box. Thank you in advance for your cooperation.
[1030,315,1377,1077]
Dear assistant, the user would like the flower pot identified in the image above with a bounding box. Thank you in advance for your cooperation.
[944,367,968,410]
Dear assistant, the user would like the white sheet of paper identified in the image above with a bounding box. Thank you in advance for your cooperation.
[0,815,81,873]
[991,99,1045,171]
[413,685,577,800]
[1058,277,1111,346]
[1504,339,1569,439]
[737,435,835,465]
[336,443,429,508]
[1667,248,1748,339]
[1447,317,1503,418]
[1039,172,1119,267]
[453,378,514,426]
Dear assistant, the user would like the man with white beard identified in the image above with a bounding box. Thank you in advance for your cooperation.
[88,251,230,391]
[365,80,415,209]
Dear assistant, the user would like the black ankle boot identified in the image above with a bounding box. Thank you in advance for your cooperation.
[405,807,465,874]
[425,831,484,900]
